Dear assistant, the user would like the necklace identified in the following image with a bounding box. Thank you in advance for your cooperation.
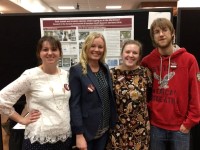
[49,85,65,110]
[41,66,66,110]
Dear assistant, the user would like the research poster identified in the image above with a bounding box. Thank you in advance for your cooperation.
[40,16,134,70]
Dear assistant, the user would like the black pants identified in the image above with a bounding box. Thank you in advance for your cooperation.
[22,138,72,150]
[9,129,24,150]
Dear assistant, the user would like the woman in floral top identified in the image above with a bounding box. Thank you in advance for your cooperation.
[106,40,152,150]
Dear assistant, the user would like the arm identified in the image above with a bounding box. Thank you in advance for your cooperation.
[146,67,153,103]
[0,71,40,125]
[21,104,28,117]
[69,66,87,149]
[76,134,87,150]
[140,57,148,67]
[182,58,200,130]
[69,66,84,133]
[9,110,40,125]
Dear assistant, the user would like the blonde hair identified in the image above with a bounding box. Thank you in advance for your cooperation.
[79,32,107,75]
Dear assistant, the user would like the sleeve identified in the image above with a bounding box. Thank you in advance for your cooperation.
[69,66,84,134]
[146,67,152,88]
[183,57,200,129]
[140,57,148,67]
[145,67,153,103]
[0,71,31,116]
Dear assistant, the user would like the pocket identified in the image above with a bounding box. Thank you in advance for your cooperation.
[178,130,190,135]
[150,100,180,125]
[174,98,187,118]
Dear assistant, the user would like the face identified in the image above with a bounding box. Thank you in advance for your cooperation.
[40,41,61,66]
[121,44,140,70]
[87,37,105,63]
[153,26,173,49]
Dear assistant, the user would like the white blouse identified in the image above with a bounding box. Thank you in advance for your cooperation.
[0,67,71,144]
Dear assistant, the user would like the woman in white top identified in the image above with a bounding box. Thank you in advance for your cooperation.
[0,36,71,149]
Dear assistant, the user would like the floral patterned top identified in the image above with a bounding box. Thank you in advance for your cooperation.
[106,66,152,150]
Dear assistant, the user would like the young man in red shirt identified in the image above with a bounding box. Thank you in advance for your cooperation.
[141,18,200,150]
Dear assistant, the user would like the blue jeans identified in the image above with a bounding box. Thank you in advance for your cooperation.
[150,125,190,150]
[87,131,108,150]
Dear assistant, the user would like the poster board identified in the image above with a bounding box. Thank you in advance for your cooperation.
[0,8,172,88]
[40,16,134,69]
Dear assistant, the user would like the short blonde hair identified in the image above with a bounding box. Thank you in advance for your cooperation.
[79,32,107,74]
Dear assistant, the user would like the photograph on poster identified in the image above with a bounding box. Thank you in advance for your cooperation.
[44,30,62,41]
[120,31,132,48]
[71,57,78,66]
[61,55,78,69]
[106,58,119,68]
[79,32,89,40]
[79,42,84,50]
[58,59,62,67]
[62,42,78,55]
[120,31,131,39]
[62,30,76,41]
[119,59,123,65]
[44,30,77,41]
[44,30,54,37]
[62,57,71,67]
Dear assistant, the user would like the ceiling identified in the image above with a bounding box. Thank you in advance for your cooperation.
[0,0,178,14]
[0,0,29,13]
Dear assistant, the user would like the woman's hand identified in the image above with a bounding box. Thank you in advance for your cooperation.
[76,134,87,150]
[20,110,41,125]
